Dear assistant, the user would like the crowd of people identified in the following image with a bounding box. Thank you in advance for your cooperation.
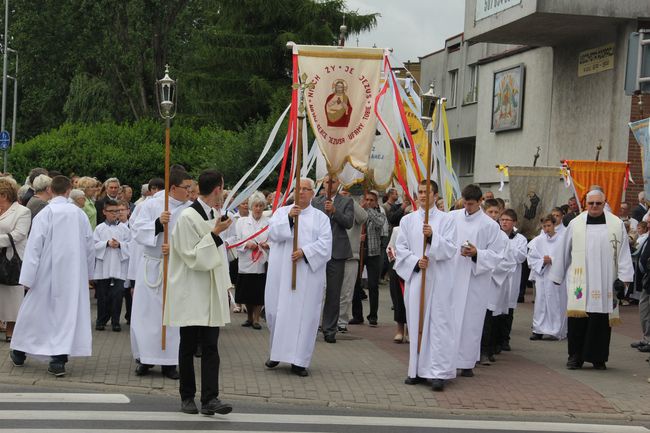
[0,166,642,413]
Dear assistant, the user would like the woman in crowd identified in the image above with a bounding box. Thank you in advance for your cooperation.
[235,192,270,329]
[77,176,98,230]
[0,177,31,342]
[25,174,52,219]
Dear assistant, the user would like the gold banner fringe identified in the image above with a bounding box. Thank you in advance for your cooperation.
[566,310,589,318]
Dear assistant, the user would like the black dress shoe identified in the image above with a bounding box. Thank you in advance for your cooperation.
[95,324,105,331]
[488,355,496,363]
[566,356,583,370]
[501,343,511,352]
[348,318,364,325]
[162,366,180,380]
[638,345,650,353]
[112,324,121,332]
[135,361,152,376]
[592,362,607,370]
[9,350,25,367]
[404,376,424,385]
[631,341,647,348]
[265,359,279,368]
[368,319,378,327]
[201,398,232,415]
[181,399,198,414]
[291,364,309,377]
[529,333,542,341]
[324,335,336,344]
[241,320,252,327]
[460,368,474,377]
[431,379,444,392]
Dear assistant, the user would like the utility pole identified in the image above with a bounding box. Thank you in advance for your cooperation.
[1,0,8,172]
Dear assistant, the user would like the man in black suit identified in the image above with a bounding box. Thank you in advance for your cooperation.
[96,178,121,224]
[632,191,647,224]
[312,175,354,343]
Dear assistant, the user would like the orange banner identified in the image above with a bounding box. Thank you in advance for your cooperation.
[564,160,629,215]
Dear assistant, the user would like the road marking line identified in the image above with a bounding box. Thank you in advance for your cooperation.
[0,394,130,404]
[0,411,646,432]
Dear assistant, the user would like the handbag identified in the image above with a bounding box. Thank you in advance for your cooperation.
[0,233,22,285]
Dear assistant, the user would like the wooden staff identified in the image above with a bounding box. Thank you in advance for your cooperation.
[161,117,170,350]
[291,114,304,290]
[417,100,437,354]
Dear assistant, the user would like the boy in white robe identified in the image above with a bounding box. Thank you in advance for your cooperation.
[264,178,332,377]
[395,180,457,392]
[495,209,529,352]
[480,199,512,365]
[450,184,505,377]
[129,170,192,378]
[10,176,95,377]
[529,213,567,340]
[93,199,131,332]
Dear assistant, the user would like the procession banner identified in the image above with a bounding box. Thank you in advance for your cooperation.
[394,94,428,186]
[296,45,384,175]
[508,166,562,240]
[629,118,650,199]
[563,160,628,215]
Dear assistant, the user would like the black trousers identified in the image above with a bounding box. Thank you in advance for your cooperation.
[322,258,346,337]
[179,326,220,404]
[388,266,406,324]
[124,280,133,322]
[95,278,124,326]
[481,310,495,356]
[364,254,381,321]
[568,313,611,364]
[351,276,364,321]
[493,308,514,346]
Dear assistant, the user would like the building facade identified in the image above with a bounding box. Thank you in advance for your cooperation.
[419,0,650,201]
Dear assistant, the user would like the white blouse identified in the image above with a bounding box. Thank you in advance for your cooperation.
[235,214,269,274]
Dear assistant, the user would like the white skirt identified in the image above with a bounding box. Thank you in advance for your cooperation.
[0,284,24,321]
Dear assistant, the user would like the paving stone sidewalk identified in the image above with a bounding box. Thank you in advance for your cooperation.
[1,283,649,419]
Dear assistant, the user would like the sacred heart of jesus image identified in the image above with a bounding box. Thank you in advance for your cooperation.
[325,79,352,127]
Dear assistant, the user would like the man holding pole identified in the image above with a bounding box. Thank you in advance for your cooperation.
[264,178,332,376]
[163,169,233,415]
[129,169,192,378]
[395,180,457,391]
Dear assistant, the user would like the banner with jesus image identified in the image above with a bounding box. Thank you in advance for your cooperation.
[296,45,384,175]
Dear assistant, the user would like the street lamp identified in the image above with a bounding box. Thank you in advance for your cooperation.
[420,82,438,121]
[155,65,177,351]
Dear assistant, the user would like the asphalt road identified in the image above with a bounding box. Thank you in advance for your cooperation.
[0,383,648,433]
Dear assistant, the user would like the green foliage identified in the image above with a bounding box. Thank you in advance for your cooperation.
[7,118,285,191]
[10,0,377,139]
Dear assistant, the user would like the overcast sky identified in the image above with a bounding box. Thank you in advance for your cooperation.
[344,1,465,65]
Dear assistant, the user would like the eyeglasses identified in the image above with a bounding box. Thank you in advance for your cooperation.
[587,201,603,206]
[177,185,192,190]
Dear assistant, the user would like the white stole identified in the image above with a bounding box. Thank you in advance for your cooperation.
[566,212,621,325]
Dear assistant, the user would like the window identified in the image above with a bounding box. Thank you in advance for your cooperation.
[448,69,458,107]
[464,64,478,104]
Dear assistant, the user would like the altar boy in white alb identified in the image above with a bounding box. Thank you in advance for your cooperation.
[264,178,332,377]
[449,184,505,377]
[129,170,192,379]
[93,198,131,332]
[395,180,457,392]
[10,176,95,377]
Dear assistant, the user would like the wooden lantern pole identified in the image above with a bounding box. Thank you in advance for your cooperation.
[161,117,170,350]
[417,99,438,354]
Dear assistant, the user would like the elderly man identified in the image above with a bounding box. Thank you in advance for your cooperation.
[632,191,647,223]
[96,178,120,224]
[265,178,332,376]
[550,189,634,370]
[312,175,353,343]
